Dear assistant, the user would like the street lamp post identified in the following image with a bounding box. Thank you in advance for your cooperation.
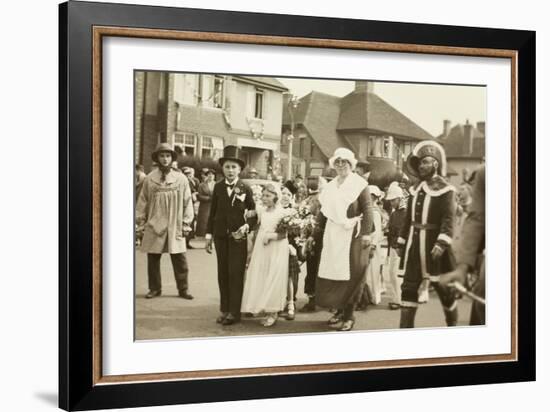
[286,95,299,180]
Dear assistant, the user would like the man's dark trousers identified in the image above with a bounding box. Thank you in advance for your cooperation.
[147,253,189,293]
[214,235,247,318]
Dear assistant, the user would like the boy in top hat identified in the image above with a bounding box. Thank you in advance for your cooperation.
[397,141,458,327]
[205,146,257,325]
[136,143,195,299]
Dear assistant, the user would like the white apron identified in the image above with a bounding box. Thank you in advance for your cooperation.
[318,219,359,281]
[317,172,367,281]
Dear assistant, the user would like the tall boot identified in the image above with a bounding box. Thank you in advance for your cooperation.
[399,306,417,328]
[444,307,458,326]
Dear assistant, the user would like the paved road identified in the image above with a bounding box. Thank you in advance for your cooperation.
[135,239,472,340]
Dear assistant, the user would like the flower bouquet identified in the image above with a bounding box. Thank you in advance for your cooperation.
[274,209,302,238]
[274,204,319,257]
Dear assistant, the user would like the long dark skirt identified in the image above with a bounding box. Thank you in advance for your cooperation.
[315,236,370,310]
[195,201,211,237]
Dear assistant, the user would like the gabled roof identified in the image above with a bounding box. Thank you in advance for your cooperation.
[283,88,433,158]
[438,123,485,159]
[237,76,288,91]
[337,90,433,141]
[282,91,347,158]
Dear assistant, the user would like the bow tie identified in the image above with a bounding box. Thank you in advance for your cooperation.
[225,183,235,189]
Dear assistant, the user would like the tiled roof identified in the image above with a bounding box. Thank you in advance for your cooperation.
[177,104,232,138]
[283,89,433,158]
[438,123,485,159]
[238,76,288,91]
[337,91,433,141]
[282,91,347,158]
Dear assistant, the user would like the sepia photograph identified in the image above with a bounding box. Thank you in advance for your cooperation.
[55,2,534,409]
[134,72,487,340]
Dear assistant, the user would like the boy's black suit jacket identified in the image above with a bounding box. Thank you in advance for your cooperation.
[206,179,257,237]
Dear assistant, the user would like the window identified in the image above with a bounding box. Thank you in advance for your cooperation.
[383,137,391,158]
[369,136,381,157]
[213,76,225,108]
[201,135,224,159]
[254,88,264,119]
[239,151,250,166]
[403,142,412,158]
[201,136,214,158]
[299,137,305,157]
[174,132,196,156]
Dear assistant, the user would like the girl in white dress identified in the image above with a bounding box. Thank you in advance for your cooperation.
[241,184,291,327]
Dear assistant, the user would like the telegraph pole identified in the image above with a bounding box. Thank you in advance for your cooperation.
[286,95,299,180]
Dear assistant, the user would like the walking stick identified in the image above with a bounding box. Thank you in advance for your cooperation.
[449,281,486,306]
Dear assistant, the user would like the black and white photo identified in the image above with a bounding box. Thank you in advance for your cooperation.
[134,73,487,339]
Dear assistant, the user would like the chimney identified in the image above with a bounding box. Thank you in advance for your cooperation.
[476,121,485,135]
[283,93,291,109]
[355,81,374,93]
[463,120,474,155]
[442,119,451,138]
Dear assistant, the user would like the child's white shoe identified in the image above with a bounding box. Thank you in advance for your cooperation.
[263,314,277,327]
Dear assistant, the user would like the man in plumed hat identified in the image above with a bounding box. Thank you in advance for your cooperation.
[136,143,195,300]
[205,146,257,325]
[397,140,459,327]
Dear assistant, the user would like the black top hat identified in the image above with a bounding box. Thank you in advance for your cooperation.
[218,145,246,169]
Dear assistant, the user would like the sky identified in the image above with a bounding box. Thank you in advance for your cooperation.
[277,77,486,137]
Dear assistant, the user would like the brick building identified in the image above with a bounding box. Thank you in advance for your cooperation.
[135,72,288,176]
[281,81,433,179]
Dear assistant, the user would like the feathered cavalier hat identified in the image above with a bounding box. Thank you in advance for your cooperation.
[405,140,447,178]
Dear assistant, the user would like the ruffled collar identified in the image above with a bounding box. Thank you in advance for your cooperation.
[409,175,455,197]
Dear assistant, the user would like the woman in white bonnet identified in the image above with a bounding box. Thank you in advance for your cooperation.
[313,148,374,331]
